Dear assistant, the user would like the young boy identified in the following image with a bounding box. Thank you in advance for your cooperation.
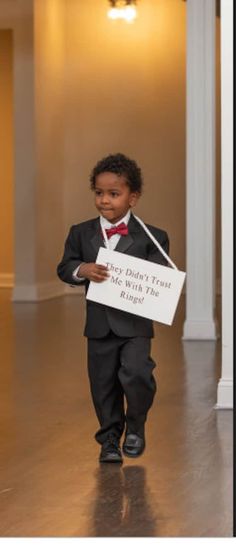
[57,153,169,464]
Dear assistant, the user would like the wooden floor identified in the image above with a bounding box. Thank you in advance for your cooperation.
[0,289,233,537]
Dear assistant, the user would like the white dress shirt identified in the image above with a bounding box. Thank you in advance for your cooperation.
[72,210,131,282]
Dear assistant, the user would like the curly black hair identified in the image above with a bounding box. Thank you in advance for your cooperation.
[90,153,143,194]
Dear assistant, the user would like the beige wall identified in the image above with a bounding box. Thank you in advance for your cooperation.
[65,0,186,270]
[0,30,14,283]
[34,0,66,285]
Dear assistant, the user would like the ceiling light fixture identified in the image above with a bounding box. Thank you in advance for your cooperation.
[107,0,138,23]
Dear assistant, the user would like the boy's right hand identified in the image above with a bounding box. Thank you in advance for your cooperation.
[78,263,109,283]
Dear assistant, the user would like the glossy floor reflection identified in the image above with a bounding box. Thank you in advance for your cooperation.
[0,290,233,537]
[91,465,156,537]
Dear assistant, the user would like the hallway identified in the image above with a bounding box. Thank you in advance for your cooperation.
[0,290,232,537]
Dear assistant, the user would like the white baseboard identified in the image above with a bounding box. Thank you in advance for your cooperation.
[12,281,66,302]
[215,378,233,409]
[0,273,14,288]
[11,281,84,301]
[182,319,218,340]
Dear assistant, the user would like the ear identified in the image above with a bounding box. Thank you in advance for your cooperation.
[129,192,140,208]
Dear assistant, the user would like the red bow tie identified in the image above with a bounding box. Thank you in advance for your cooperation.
[105,222,128,239]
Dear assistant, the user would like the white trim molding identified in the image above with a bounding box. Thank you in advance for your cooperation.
[215,379,233,409]
[183,0,217,340]
[216,0,233,409]
[183,320,217,341]
[12,281,66,302]
[11,281,84,301]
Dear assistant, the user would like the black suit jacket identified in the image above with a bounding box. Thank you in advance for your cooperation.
[57,214,169,338]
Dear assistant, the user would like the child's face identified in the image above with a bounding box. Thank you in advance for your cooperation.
[94,172,139,224]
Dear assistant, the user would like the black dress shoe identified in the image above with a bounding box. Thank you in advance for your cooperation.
[99,435,123,463]
[122,432,145,458]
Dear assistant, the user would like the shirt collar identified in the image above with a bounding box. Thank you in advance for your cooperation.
[100,209,131,229]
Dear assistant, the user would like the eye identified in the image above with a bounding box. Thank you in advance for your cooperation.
[111,192,119,197]
[95,190,102,196]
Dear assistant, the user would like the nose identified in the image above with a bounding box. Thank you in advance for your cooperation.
[100,193,110,205]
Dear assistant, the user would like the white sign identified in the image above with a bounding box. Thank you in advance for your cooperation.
[86,247,186,325]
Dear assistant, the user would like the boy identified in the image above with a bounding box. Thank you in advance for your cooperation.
[57,153,169,464]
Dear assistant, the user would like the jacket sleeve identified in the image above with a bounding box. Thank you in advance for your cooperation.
[147,229,170,266]
[57,226,86,285]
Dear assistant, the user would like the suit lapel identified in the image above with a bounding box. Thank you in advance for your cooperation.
[115,232,134,253]
[90,218,105,254]
[114,214,140,253]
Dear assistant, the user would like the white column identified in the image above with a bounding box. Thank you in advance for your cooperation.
[9,0,40,302]
[216,0,233,409]
[183,0,217,340]
[11,0,67,302]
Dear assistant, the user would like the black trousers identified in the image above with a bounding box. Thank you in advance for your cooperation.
[87,333,157,444]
